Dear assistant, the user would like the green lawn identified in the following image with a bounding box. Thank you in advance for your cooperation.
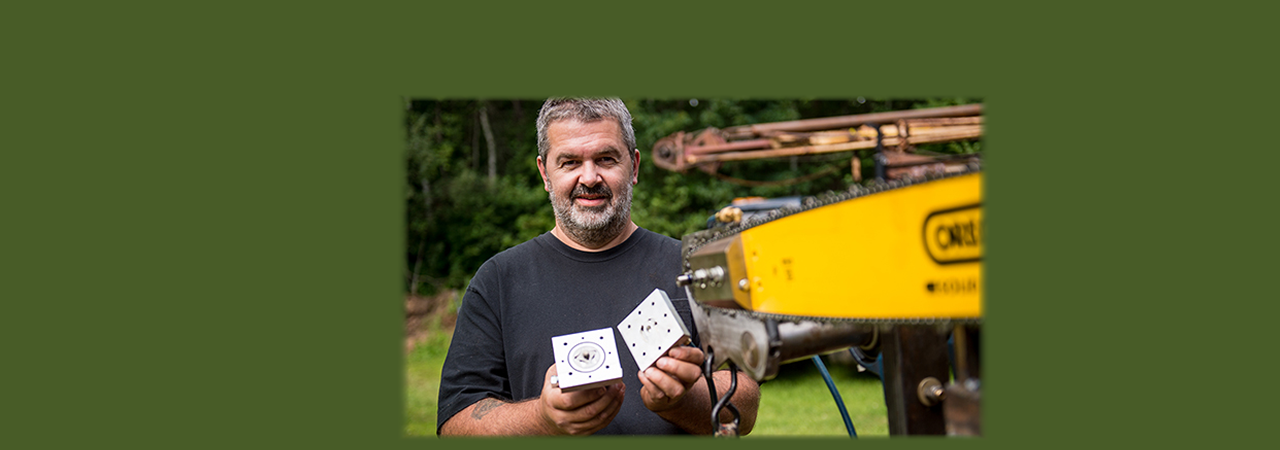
[405,326,887,438]
[747,357,888,437]
[404,319,452,436]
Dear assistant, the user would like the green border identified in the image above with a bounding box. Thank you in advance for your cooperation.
[10,1,1225,448]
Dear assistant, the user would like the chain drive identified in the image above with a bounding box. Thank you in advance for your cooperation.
[682,162,984,328]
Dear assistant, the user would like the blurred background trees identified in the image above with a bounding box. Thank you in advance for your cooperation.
[403,98,980,297]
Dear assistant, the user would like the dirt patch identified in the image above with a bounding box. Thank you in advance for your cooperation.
[405,289,459,353]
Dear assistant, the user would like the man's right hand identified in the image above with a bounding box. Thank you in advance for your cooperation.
[538,364,625,435]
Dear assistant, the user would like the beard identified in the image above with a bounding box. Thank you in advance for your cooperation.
[550,181,633,248]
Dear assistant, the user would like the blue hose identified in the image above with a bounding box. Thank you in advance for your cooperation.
[812,355,857,437]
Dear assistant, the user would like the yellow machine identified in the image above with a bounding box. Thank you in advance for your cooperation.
[685,172,980,319]
[662,106,983,436]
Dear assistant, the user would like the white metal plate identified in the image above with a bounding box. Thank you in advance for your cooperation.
[617,288,692,371]
[550,327,623,392]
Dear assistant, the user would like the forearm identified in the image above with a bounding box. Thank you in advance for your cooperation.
[439,397,557,436]
[655,370,760,435]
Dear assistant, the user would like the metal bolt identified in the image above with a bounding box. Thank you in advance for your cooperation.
[676,273,693,286]
[683,266,727,290]
[917,377,945,406]
[738,278,748,291]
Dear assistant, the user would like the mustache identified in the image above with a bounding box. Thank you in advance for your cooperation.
[571,183,612,198]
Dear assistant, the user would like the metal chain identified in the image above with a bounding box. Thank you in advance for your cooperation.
[683,163,984,328]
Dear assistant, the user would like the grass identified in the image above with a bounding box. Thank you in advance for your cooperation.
[747,356,888,437]
[404,316,452,436]
[405,324,888,438]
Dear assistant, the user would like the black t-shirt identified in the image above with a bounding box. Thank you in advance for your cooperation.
[436,228,697,435]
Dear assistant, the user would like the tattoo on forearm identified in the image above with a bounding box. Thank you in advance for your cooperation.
[471,398,502,420]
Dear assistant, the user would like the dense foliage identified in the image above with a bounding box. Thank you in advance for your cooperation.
[404,98,980,295]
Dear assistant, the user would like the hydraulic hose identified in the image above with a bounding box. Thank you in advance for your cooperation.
[812,355,857,437]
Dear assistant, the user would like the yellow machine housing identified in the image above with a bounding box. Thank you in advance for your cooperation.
[686,172,981,320]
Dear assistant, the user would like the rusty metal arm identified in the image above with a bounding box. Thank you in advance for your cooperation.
[691,126,983,163]
[652,104,982,174]
[721,104,983,140]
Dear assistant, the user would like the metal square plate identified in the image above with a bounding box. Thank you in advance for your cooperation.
[617,288,692,371]
[550,327,623,392]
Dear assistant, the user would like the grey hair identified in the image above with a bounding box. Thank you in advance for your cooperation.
[535,98,635,160]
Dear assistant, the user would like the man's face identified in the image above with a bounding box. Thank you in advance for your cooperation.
[537,118,639,247]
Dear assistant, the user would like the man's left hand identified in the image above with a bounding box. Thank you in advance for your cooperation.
[637,346,705,412]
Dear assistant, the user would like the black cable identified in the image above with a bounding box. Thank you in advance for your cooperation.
[703,350,720,434]
[711,363,741,436]
[702,350,741,436]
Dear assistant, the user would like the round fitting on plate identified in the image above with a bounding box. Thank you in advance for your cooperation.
[568,342,606,373]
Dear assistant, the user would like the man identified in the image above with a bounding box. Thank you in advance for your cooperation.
[436,98,760,435]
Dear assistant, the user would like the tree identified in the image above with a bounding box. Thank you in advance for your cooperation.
[403,98,981,295]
